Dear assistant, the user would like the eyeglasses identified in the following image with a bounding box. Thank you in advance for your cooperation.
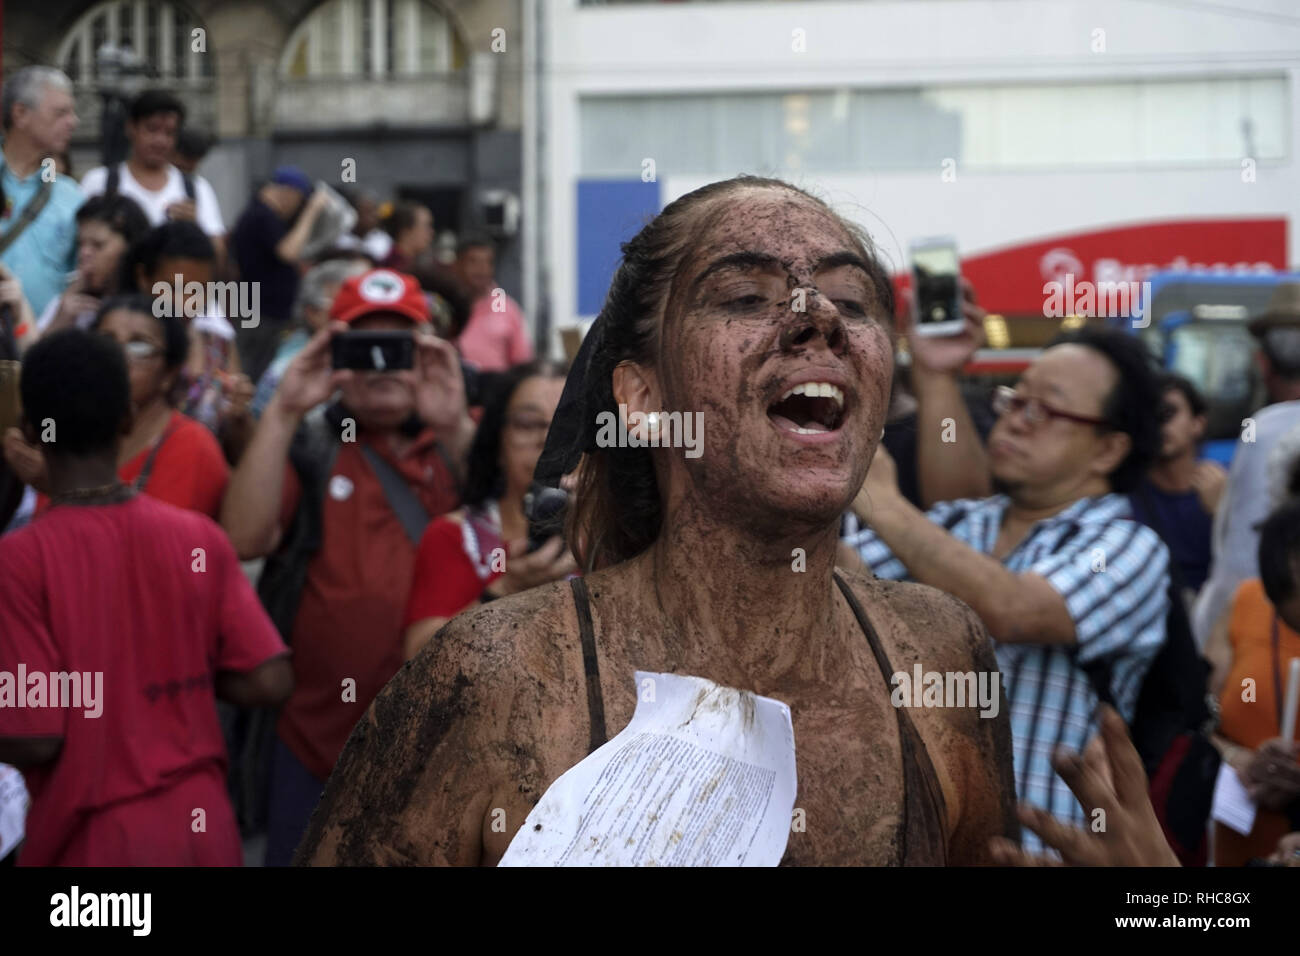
[991,385,1110,428]
[120,340,163,363]
[505,415,551,446]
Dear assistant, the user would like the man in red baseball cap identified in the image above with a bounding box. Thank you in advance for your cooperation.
[221,268,475,865]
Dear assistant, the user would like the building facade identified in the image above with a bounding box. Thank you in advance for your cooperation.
[545,0,1299,348]
[3,0,527,295]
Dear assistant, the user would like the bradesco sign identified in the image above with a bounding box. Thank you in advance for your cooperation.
[953,218,1288,316]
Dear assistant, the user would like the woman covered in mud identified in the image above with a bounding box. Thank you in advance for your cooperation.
[296,176,1161,866]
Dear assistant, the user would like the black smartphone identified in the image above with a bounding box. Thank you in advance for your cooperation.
[330,330,415,371]
[524,483,570,554]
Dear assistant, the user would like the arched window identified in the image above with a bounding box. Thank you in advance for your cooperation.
[280,0,466,78]
[56,0,215,84]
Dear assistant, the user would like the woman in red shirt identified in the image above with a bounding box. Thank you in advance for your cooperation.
[92,293,229,518]
[404,359,574,658]
[13,295,229,518]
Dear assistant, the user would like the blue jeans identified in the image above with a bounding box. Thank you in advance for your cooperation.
[264,736,325,867]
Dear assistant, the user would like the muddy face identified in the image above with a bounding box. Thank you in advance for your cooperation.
[657,188,893,534]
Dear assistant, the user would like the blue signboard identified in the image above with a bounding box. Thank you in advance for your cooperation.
[576,179,661,317]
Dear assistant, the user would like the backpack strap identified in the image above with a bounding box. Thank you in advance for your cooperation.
[0,176,52,257]
[255,405,341,642]
[105,163,120,199]
[182,172,196,201]
[358,443,430,546]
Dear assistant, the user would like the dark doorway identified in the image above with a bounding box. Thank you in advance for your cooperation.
[396,185,464,235]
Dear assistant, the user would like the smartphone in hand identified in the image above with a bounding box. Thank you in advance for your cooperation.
[523,482,570,553]
[909,236,964,337]
[330,330,415,371]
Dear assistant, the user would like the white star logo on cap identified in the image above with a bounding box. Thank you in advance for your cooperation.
[358,270,405,304]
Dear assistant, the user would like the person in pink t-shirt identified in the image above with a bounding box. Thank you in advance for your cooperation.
[454,236,533,372]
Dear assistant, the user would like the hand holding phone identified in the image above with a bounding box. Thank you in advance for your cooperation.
[902,276,986,375]
[524,482,570,554]
[274,323,354,417]
[485,535,579,599]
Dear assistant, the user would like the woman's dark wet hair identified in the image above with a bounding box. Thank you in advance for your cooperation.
[563,175,895,571]
[92,292,190,375]
[462,358,569,509]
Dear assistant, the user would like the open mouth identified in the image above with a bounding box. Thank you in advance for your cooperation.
[767,382,846,435]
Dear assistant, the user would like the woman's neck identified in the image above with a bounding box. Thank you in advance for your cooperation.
[119,398,172,465]
[637,493,843,684]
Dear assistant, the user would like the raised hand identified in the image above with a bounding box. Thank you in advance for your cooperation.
[272,322,352,419]
[486,536,579,598]
[903,277,986,376]
[988,706,1179,866]
[408,330,468,434]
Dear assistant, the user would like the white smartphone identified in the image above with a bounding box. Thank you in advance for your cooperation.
[909,236,964,337]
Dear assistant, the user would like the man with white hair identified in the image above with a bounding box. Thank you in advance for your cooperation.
[0,66,82,320]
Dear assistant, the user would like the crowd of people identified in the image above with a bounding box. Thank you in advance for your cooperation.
[0,67,1298,868]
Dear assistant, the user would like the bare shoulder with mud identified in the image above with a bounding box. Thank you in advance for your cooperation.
[835,564,1019,863]
[294,580,589,866]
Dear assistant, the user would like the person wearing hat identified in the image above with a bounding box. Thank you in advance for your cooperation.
[1193,281,1300,647]
[222,267,474,866]
[229,166,331,382]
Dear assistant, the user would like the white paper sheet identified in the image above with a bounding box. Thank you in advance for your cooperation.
[1210,761,1257,836]
[0,763,28,859]
[499,671,797,867]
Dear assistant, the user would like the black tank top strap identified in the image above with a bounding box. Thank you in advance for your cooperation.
[569,577,608,754]
[833,572,949,865]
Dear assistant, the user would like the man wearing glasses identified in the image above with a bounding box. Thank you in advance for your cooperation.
[843,327,1171,853]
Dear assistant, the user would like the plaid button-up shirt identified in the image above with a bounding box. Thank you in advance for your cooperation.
[844,493,1169,853]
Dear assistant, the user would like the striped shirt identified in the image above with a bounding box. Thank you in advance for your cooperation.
[845,493,1169,853]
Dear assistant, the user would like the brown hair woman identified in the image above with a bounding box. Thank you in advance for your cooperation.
[296,175,1019,865]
